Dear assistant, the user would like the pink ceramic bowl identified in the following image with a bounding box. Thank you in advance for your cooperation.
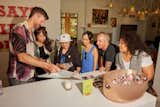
[103,69,148,103]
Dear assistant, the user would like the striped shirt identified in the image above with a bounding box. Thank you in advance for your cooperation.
[8,21,35,81]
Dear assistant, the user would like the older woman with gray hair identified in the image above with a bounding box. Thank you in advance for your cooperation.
[54,33,81,73]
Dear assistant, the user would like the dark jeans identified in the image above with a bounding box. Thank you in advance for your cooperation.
[8,78,35,86]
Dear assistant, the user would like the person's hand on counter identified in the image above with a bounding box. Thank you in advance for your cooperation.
[58,63,68,70]
[99,67,105,72]
[17,53,60,73]
[43,63,61,73]
[56,63,72,70]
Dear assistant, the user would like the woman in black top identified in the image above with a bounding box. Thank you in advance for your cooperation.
[54,33,81,73]
[34,26,53,80]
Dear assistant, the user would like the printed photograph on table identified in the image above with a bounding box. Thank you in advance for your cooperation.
[92,9,108,25]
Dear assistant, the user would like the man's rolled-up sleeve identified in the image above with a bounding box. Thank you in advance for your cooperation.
[104,46,116,62]
[11,33,26,55]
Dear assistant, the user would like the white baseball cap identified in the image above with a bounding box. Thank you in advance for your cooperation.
[59,33,72,42]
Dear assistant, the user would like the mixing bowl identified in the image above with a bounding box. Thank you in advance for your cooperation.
[103,69,148,103]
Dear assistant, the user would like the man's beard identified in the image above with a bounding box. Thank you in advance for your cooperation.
[34,24,41,29]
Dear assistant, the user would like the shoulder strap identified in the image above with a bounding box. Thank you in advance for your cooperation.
[81,46,85,54]
[116,53,125,69]
[89,45,95,53]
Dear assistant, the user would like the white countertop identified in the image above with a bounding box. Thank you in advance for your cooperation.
[0,79,157,107]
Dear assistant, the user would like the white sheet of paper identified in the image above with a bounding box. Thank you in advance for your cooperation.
[38,70,73,78]
[38,70,106,80]
[80,71,106,78]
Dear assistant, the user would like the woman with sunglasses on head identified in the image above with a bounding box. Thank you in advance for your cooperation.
[34,26,53,80]
[81,31,98,73]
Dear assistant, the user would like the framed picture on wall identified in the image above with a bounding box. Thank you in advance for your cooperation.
[110,17,117,27]
[92,9,108,25]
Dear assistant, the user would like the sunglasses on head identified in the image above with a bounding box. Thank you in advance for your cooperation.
[84,52,87,59]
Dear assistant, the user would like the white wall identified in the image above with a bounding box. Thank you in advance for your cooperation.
[0,0,60,86]
[0,0,60,39]
[61,0,147,42]
[61,0,85,39]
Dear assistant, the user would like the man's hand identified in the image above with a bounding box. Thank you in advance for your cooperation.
[104,61,112,72]
[17,53,61,73]
[44,63,61,73]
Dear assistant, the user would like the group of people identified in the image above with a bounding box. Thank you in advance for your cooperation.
[54,31,116,74]
[7,7,154,86]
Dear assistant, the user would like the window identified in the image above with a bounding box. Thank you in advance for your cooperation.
[61,13,78,38]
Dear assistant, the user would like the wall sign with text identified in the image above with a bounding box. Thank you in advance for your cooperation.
[0,5,32,51]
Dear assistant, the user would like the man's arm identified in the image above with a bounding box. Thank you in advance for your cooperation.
[99,56,104,68]
[11,31,60,72]
[17,53,60,72]
[104,61,112,72]
[103,45,116,71]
